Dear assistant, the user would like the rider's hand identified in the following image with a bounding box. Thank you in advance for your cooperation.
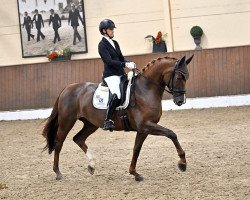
[125,62,136,69]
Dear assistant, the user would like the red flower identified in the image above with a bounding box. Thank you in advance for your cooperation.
[155,31,162,44]
[145,31,166,45]
[47,52,58,60]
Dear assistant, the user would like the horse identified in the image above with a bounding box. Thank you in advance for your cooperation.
[42,55,194,181]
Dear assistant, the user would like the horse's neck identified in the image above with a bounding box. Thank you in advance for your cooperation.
[136,60,174,98]
[142,60,172,84]
[144,65,163,82]
[135,64,166,98]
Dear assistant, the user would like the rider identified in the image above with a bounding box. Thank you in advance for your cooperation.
[98,19,136,131]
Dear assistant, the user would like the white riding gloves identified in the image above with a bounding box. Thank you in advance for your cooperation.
[125,62,136,69]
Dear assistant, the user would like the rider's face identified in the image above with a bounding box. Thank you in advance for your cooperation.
[106,28,114,38]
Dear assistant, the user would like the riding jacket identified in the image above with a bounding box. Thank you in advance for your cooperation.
[98,37,127,78]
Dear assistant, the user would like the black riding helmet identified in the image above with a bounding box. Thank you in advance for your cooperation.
[99,19,116,35]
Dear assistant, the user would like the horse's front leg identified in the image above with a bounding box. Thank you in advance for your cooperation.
[129,132,148,181]
[145,121,187,172]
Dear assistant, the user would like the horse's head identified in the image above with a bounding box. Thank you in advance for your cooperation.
[139,55,193,107]
[165,55,194,106]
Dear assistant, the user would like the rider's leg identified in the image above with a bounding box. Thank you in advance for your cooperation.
[103,75,121,131]
[103,93,119,131]
[104,75,121,99]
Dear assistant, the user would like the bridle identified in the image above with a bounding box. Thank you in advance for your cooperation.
[166,60,187,95]
[134,60,188,96]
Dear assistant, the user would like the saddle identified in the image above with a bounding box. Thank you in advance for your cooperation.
[93,71,135,110]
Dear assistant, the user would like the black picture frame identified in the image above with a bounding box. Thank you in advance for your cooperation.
[17,0,88,58]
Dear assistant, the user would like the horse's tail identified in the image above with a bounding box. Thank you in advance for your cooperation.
[42,96,59,154]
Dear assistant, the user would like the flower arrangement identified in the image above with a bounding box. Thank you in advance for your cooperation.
[47,47,72,61]
[145,31,167,44]
[145,31,168,53]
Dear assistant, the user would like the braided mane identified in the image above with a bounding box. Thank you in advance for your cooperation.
[141,56,177,72]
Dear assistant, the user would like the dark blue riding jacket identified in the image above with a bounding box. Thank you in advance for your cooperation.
[98,37,126,78]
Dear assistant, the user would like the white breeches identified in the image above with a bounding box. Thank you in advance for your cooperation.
[104,75,121,99]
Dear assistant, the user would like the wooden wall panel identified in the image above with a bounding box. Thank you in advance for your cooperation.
[0,46,250,111]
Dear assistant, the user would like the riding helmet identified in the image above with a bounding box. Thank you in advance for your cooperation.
[99,19,116,35]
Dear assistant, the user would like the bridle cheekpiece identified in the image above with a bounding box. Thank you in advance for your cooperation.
[166,60,188,95]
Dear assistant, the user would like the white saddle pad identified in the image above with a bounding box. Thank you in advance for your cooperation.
[93,72,134,110]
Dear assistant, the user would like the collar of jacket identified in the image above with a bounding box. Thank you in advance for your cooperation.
[102,37,120,55]
[103,36,115,49]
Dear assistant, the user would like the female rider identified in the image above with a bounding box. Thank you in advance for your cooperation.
[98,19,136,131]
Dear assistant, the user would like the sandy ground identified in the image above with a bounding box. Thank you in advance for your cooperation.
[0,106,249,200]
[21,20,87,56]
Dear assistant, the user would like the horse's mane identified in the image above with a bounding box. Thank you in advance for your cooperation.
[141,56,177,72]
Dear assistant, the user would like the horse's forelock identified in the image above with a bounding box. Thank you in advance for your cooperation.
[176,65,189,80]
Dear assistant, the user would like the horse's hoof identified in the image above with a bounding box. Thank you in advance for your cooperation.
[135,175,144,182]
[178,162,187,172]
[88,165,95,175]
[56,174,63,180]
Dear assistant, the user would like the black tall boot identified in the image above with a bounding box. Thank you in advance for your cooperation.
[103,94,119,131]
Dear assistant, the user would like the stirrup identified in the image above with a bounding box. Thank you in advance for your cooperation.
[103,120,115,132]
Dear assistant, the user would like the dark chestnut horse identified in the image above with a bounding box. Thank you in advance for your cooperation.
[42,55,194,181]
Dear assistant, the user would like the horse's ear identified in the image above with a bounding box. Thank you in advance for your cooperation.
[186,54,194,65]
[179,56,186,66]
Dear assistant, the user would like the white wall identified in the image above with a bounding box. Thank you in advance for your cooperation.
[1,94,250,120]
[170,0,250,50]
[85,0,166,57]
[0,0,249,66]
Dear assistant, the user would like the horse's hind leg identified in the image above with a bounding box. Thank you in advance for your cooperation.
[73,119,98,175]
[54,119,76,180]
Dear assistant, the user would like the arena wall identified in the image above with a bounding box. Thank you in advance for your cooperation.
[0,45,249,111]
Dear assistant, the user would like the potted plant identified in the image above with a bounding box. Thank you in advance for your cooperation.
[190,26,203,50]
[47,47,72,61]
[145,31,167,53]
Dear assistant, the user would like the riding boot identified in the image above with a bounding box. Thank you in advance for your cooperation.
[103,94,119,132]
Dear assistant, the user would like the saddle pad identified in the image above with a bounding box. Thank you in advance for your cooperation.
[93,72,134,110]
[92,84,110,109]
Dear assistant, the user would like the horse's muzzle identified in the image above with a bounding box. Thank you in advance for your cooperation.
[174,94,186,106]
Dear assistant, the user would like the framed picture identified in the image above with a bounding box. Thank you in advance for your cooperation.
[17,0,88,58]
